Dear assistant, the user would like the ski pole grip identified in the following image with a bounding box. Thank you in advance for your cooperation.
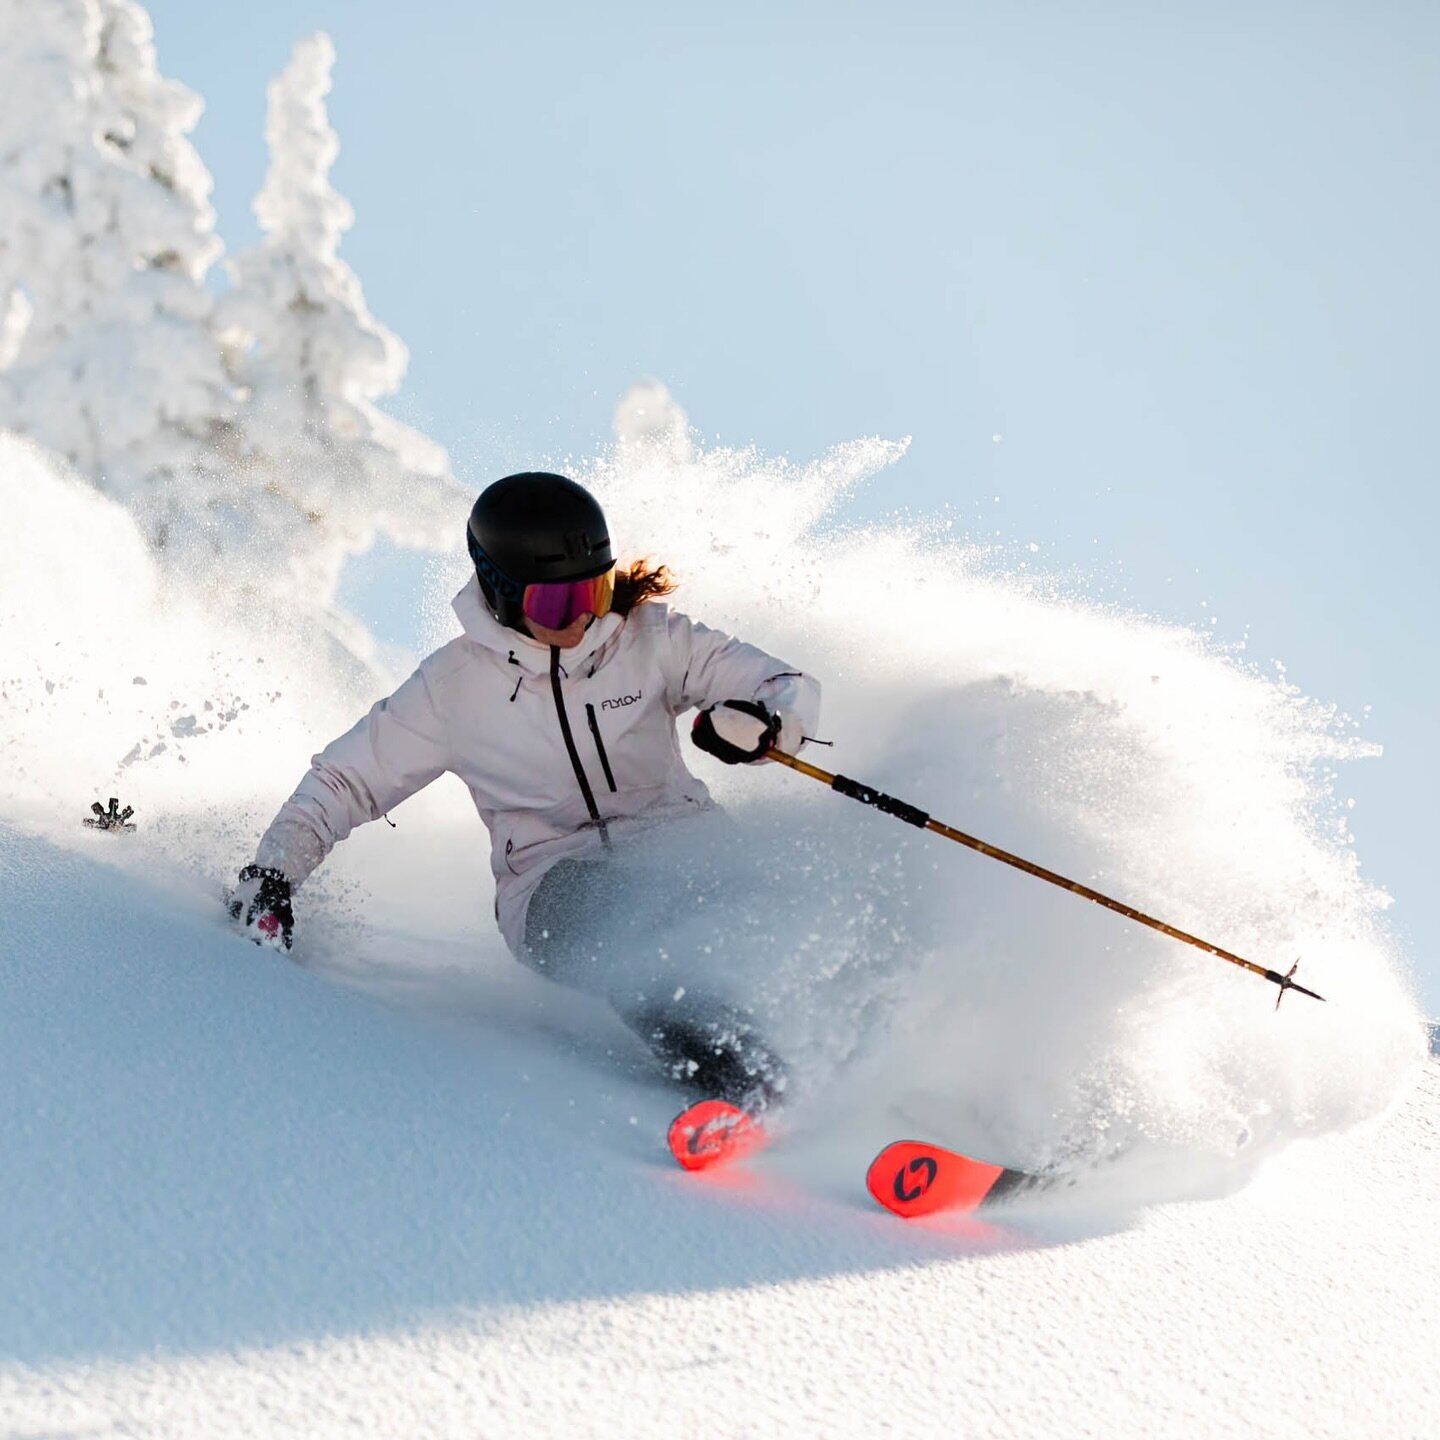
[831,774,931,828]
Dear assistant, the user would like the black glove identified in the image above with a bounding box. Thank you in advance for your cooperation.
[691,699,782,765]
[227,864,295,951]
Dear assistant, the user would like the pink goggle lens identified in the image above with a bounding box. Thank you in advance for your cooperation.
[522,568,615,629]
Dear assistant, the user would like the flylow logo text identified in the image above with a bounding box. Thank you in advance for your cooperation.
[601,691,642,710]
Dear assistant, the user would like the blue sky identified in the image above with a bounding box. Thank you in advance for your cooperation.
[146,0,1438,1008]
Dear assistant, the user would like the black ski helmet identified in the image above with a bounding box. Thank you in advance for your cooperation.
[467,472,613,630]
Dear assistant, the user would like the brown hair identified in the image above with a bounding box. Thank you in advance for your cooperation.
[612,559,678,616]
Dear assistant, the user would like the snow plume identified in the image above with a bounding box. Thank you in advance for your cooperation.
[2,357,1423,1220]
[0,434,398,879]
[613,378,695,467]
[587,382,906,602]
[216,33,457,606]
[566,390,1422,1198]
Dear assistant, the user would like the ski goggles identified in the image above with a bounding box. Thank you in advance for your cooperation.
[522,567,616,629]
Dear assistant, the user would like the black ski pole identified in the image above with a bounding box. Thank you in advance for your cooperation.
[766,749,1324,1007]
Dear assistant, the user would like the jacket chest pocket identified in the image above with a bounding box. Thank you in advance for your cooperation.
[581,693,670,793]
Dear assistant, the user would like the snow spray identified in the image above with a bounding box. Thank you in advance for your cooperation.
[575,409,1425,1200]
[0,413,1424,1205]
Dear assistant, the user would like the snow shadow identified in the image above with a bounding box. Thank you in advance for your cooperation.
[0,825,1107,1370]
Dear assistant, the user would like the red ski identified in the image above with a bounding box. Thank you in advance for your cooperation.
[667,1099,769,1172]
[866,1139,1040,1219]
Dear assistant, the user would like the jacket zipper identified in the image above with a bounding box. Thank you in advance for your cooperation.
[585,703,618,792]
[550,647,610,846]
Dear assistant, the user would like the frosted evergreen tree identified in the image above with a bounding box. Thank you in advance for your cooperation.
[0,0,103,388]
[0,0,236,551]
[0,0,56,371]
[217,33,456,603]
[1,6,456,613]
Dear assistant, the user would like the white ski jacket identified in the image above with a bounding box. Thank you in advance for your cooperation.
[255,577,821,956]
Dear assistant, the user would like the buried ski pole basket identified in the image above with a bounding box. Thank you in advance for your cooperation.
[765,749,1325,1007]
[84,797,136,833]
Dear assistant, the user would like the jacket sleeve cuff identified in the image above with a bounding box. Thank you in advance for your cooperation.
[254,816,331,888]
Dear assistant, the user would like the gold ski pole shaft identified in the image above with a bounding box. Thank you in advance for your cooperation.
[766,749,1324,1006]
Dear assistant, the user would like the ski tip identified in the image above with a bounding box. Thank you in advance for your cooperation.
[866,1139,1019,1219]
[667,1098,767,1173]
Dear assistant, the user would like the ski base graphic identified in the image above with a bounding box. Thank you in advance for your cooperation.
[666,1101,1045,1218]
[866,1139,1041,1219]
[667,1099,768,1172]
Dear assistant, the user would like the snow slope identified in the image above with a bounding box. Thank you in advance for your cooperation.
[0,821,1435,1438]
[2,430,1433,1436]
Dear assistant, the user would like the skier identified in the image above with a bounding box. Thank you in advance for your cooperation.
[228,471,820,1112]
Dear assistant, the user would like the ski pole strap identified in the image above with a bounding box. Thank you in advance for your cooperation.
[831,774,931,828]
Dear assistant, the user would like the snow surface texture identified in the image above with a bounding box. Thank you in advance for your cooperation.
[1,413,1432,1436]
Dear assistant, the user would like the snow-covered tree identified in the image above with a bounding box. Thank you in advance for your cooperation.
[0,0,237,551]
[216,33,456,603]
[0,0,102,380]
[0,6,458,613]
